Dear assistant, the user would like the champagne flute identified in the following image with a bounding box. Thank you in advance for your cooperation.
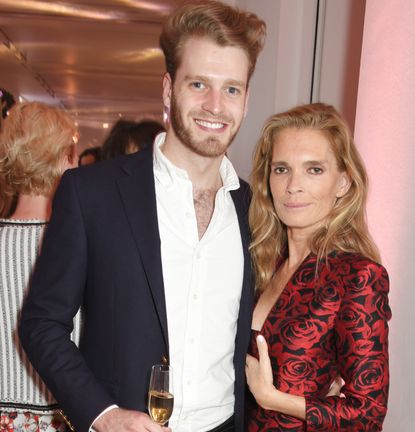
[148,364,174,425]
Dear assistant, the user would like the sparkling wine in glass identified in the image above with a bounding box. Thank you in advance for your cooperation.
[148,364,174,425]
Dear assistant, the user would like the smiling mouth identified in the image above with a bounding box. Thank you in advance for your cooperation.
[195,118,227,131]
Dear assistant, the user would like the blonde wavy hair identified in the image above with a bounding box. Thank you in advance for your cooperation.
[249,103,380,292]
[0,102,77,212]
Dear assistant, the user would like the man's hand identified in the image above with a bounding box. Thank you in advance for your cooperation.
[93,408,172,432]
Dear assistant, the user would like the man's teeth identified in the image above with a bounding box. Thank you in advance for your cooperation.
[195,119,224,129]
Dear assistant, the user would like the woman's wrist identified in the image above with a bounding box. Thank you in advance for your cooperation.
[258,387,306,420]
[257,385,281,411]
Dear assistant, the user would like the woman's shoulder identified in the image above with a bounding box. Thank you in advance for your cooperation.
[327,251,387,274]
[326,251,389,295]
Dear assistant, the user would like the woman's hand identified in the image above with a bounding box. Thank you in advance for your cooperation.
[246,335,306,419]
[326,375,346,398]
[245,334,278,410]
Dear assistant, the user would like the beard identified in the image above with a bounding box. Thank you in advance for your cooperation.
[169,90,241,158]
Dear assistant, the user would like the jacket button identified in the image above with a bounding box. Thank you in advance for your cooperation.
[161,355,168,365]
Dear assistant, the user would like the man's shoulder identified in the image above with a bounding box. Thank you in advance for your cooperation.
[71,148,153,184]
[234,177,251,203]
[238,177,249,190]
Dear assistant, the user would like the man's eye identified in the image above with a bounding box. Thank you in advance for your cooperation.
[227,87,240,96]
[191,82,205,90]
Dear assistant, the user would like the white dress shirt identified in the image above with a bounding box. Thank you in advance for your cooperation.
[154,133,244,432]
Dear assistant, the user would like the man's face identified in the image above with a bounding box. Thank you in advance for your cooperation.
[163,37,250,158]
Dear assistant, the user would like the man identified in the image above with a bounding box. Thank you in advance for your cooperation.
[19,1,266,431]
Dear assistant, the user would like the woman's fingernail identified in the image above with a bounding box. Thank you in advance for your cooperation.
[257,335,265,343]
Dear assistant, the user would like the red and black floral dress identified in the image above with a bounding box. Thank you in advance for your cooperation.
[245,252,391,431]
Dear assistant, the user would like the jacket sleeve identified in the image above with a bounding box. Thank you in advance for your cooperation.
[305,261,391,431]
[19,170,115,432]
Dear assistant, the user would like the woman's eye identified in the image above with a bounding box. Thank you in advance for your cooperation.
[273,167,287,174]
[309,167,323,174]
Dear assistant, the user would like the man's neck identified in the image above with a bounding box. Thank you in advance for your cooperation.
[161,133,224,192]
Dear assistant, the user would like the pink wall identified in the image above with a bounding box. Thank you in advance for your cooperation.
[354,1,415,430]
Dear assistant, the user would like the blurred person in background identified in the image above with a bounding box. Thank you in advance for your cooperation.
[245,103,391,431]
[101,119,164,160]
[0,102,81,431]
[0,87,16,131]
[0,87,17,216]
[79,145,102,166]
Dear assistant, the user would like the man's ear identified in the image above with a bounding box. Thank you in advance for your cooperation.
[336,172,351,198]
[162,72,172,110]
[243,87,250,118]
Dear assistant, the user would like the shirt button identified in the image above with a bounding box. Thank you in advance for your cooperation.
[190,338,195,344]
[187,380,192,386]
[193,293,198,300]
[196,252,201,259]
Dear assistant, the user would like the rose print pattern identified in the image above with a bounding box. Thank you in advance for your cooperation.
[0,412,65,432]
[246,252,391,431]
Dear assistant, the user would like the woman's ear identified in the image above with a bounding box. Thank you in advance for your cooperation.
[64,144,79,170]
[336,172,351,198]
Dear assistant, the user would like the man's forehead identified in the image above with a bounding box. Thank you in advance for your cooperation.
[177,37,249,83]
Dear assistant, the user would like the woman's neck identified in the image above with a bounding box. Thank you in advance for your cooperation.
[286,230,311,270]
[10,194,51,221]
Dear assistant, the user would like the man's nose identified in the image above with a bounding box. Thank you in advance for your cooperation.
[202,89,224,115]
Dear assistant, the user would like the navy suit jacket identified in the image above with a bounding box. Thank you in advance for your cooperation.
[19,147,254,432]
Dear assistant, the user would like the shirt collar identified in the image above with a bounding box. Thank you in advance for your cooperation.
[153,132,240,192]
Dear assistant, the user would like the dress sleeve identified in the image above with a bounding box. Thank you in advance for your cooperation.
[305,261,391,431]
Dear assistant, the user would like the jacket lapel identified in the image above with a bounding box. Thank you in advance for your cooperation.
[231,182,254,431]
[231,183,254,344]
[116,150,169,351]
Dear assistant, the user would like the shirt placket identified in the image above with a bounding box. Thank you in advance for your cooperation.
[177,185,204,430]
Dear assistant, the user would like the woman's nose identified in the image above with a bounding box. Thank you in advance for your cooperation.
[286,172,303,194]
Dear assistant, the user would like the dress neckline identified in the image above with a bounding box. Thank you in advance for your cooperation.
[252,252,315,333]
[0,218,48,226]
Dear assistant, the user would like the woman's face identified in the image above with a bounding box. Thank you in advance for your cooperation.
[269,127,350,239]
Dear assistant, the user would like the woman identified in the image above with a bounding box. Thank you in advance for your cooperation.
[245,103,391,431]
[0,102,81,431]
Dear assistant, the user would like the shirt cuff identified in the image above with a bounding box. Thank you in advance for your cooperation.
[89,405,119,431]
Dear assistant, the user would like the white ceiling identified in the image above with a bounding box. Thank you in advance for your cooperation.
[0,0,182,149]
